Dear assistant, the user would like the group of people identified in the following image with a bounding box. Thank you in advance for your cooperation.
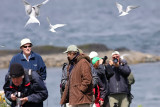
[60,45,135,107]
[2,38,135,107]
[3,38,47,107]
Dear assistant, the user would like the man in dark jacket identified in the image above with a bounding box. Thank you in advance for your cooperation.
[60,45,93,107]
[108,51,131,107]
[3,63,48,107]
[9,38,47,81]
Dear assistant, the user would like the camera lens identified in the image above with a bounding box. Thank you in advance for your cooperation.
[113,58,118,63]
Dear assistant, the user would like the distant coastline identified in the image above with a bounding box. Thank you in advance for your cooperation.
[0,43,160,69]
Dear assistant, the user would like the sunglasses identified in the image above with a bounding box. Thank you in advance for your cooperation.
[67,51,76,55]
[23,45,32,48]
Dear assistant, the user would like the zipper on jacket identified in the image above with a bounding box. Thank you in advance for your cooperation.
[117,82,119,92]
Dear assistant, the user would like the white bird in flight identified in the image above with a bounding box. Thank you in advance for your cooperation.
[46,17,66,33]
[0,45,5,48]
[23,0,49,27]
[120,54,129,60]
[116,2,139,16]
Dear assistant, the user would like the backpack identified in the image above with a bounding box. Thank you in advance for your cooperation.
[24,69,33,82]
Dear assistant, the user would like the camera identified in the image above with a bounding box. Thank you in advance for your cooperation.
[14,92,22,107]
[113,103,118,107]
[113,57,118,63]
[102,56,108,64]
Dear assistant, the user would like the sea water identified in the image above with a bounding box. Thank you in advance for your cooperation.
[0,62,160,107]
[0,0,160,56]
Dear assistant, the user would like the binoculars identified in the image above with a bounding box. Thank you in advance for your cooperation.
[14,92,22,107]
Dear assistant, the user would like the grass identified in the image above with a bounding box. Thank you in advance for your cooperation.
[0,103,9,107]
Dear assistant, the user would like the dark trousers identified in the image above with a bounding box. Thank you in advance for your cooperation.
[103,95,110,107]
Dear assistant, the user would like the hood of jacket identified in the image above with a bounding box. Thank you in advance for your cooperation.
[76,53,91,64]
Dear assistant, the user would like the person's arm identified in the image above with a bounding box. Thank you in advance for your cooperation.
[96,59,106,76]
[38,56,47,80]
[3,73,13,101]
[91,64,99,88]
[98,77,107,100]
[61,64,68,90]
[97,64,106,75]
[105,64,114,79]
[119,64,131,77]
[78,59,92,93]
[27,72,48,103]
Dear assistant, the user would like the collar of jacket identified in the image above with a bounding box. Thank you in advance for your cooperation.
[9,74,31,90]
[68,53,91,66]
[76,53,91,63]
[20,51,35,61]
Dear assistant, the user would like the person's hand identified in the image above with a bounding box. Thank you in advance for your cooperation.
[109,59,119,67]
[11,94,16,101]
[99,59,103,65]
[109,60,113,66]
[114,61,119,67]
[99,99,104,106]
[20,97,28,105]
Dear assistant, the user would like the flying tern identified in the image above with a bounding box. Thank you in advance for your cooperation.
[0,45,5,48]
[120,54,129,60]
[23,0,49,27]
[116,2,139,16]
[46,17,66,32]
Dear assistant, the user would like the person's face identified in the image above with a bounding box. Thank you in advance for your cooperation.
[67,51,76,60]
[11,76,23,86]
[112,54,120,60]
[21,43,32,56]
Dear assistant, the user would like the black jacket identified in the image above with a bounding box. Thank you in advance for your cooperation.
[93,64,108,99]
[3,71,48,107]
[108,64,131,94]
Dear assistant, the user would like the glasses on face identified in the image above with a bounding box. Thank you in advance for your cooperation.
[23,45,32,48]
[67,51,76,55]
[112,54,119,59]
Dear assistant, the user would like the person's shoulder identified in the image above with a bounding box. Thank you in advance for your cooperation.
[30,71,42,80]
[77,54,91,63]
[5,72,11,81]
[11,52,22,60]
[79,58,89,63]
[32,51,42,58]
[13,52,22,57]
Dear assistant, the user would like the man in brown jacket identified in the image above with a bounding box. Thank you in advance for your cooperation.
[60,45,93,107]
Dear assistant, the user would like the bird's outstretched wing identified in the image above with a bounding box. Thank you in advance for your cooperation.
[116,2,123,13]
[35,0,49,8]
[0,45,5,48]
[41,0,49,5]
[33,0,49,17]
[126,5,140,13]
[23,0,32,15]
[46,17,51,25]
[120,54,129,60]
[46,17,53,28]
[52,24,66,29]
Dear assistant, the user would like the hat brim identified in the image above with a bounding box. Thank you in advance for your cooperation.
[20,43,33,48]
[63,51,68,53]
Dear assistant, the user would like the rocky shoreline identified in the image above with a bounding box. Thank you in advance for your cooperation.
[0,50,160,69]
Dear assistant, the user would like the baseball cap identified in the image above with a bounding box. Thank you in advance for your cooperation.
[9,63,24,78]
[92,57,101,65]
[64,45,79,53]
[111,51,120,56]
